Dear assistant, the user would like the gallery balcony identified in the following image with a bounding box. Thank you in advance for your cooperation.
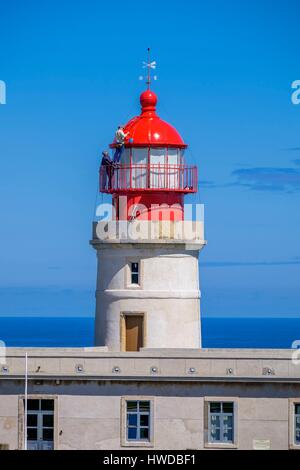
[99,164,198,194]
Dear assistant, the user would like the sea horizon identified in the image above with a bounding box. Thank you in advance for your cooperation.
[0,316,299,349]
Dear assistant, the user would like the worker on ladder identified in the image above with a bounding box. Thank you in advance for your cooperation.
[113,125,129,163]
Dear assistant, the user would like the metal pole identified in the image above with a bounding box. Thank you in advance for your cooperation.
[147,48,150,89]
[24,352,28,450]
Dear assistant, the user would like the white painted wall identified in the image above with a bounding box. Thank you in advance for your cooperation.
[0,381,296,450]
[94,245,203,350]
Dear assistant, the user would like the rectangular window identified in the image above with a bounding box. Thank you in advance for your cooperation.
[295,404,300,445]
[130,262,139,285]
[126,401,150,441]
[150,148,166,189]
[167,148,180,189]
[25,399,54,450]
[208,402,234,444]
[131,148,148,189]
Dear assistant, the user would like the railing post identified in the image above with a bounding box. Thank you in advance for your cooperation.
[147,147,151,189]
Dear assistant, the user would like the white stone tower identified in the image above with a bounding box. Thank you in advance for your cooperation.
[91,82,205,351]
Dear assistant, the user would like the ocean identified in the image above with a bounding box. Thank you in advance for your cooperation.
[0,316,299,348]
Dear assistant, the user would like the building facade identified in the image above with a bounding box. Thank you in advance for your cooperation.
[0,348,300,450]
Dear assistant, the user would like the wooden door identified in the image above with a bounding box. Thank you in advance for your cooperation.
[125,315,143,351]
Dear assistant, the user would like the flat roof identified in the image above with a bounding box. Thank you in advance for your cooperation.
[0,348,299,383]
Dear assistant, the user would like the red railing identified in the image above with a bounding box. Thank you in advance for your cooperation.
[99,164,198,193]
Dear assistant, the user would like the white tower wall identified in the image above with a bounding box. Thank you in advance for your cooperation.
[93,243,203,350]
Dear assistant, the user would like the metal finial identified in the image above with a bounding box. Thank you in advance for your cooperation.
[139,48,157,89]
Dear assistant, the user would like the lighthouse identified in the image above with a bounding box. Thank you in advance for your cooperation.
[91,57,205,351]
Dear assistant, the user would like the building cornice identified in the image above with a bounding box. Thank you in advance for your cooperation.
[1,348,299,383]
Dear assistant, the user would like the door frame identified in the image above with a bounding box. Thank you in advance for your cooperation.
[18,395,58,450]
[120,312,147,352]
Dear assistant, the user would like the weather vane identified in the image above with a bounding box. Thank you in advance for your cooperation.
[139,48,157,90]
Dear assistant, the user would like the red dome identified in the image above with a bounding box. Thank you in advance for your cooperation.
[110,90,187,148]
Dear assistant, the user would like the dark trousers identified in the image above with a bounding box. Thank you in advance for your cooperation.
[101,164,114,190]
[106,165,114,189]
[113,144,124,163]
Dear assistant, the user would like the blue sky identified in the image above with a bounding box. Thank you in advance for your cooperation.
[0,0,299,317]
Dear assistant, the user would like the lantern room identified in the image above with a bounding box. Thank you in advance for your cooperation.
[99,89,198,221]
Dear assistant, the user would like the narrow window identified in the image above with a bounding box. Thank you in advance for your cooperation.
[208,402,234,444]
[25,399,54,450]
[125,315,143,351]
[295,404,300,444]
[126,401,150,441]
[130,262,139,285]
